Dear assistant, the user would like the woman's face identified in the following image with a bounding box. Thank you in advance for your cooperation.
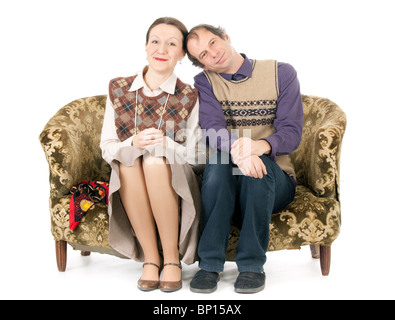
[145,23,185,74]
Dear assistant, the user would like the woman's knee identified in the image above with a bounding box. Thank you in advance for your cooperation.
[142,155,172,185]
[142,154,167,167]
[119,157,142,177]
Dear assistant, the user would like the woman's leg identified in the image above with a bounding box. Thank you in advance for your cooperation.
[119,158,161,281]
[142,155,180,282]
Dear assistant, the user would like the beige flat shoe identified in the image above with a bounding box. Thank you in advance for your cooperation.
[137,262,161,291]
[159,262,182,292]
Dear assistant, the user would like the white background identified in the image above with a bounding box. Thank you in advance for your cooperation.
[1,0,394,300]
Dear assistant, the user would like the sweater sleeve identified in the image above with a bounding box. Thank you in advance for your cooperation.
[263,62,303,160]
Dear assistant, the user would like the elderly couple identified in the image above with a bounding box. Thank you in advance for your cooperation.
[100,17,303,294]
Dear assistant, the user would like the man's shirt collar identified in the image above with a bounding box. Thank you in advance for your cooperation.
[220,53,253,81]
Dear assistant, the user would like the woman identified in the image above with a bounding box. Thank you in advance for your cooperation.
[100,17,203,292]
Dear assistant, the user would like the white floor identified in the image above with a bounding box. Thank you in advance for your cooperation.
[2,146,395,300]
[2,231,393,300]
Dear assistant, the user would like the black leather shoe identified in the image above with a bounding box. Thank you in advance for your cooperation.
[234,272,266,293]
[190,269,220,293]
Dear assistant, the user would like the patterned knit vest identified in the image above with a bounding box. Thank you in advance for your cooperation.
[203,60,296,179]
[108,75,198,143]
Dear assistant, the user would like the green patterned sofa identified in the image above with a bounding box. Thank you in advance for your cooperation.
[39,95,346,275]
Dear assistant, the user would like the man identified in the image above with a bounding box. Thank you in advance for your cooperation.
[186,24,304,293]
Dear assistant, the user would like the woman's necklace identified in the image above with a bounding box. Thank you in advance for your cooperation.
[134,88,170,136]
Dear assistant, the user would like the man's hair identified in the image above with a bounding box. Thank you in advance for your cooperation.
[186,24,226,68]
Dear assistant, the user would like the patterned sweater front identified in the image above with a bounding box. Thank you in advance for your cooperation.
[109,75,198,143]
[203,59,296,179]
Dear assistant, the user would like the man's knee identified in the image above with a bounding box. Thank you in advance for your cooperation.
[203,154,233,186]
[207,151,232,166]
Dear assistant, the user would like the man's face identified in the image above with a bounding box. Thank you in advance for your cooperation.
[187,28,236,74]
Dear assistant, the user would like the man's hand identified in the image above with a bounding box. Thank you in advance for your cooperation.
[237,154,267,178]
[231,137,270,178]
[132,128,165,149]
[231,137,271,163]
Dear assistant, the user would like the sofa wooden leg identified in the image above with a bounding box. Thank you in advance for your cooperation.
[319,245,331,276]
[81,251,91,256]
[55,240,67,272]
[310,244,320,259]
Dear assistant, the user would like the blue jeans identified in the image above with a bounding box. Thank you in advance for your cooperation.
[198,153,296,273]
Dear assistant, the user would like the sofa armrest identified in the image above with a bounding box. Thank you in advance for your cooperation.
[310,122,346,199]
[291,96,347,199]
[39,96,110,199]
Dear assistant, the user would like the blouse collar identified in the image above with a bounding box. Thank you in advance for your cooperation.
[129,66,177,95]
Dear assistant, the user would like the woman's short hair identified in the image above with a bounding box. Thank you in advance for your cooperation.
[146,17,188,51]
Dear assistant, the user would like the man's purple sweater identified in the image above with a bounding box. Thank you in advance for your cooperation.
[195,54,304,162]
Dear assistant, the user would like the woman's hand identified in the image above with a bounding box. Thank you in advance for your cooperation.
[132,128,165,149]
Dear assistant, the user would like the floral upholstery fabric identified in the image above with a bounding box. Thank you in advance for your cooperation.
[39,95,346,259]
